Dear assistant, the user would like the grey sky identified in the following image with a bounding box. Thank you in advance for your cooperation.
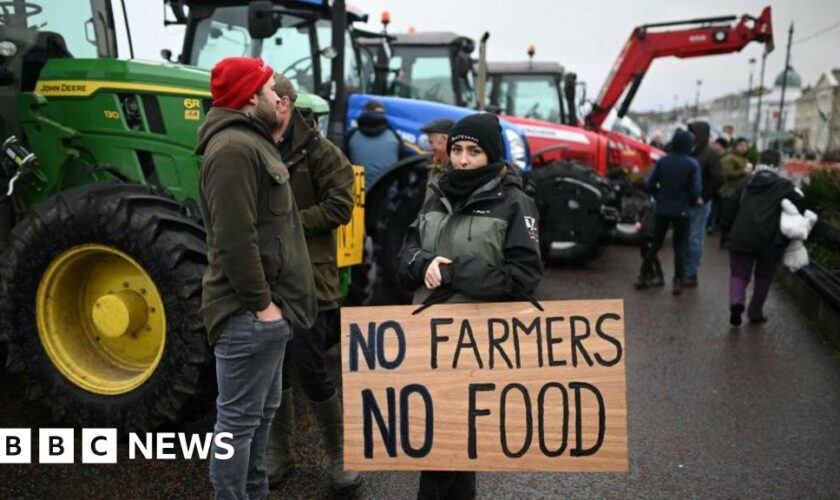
[131,0,840,113]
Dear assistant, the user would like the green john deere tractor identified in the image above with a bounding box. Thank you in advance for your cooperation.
[0,0,336,432]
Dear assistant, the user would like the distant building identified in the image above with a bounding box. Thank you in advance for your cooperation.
[702,91,750,139]
[755,66,802,148]
[795,86,817,152]
[796,69,840,155]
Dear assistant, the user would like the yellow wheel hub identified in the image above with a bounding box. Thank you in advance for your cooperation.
[36,244,166,395]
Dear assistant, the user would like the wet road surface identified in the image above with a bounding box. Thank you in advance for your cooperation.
[2,235,840,499]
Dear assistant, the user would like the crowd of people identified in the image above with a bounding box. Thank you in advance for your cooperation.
[637,121,807,326]
[194,54,811,499]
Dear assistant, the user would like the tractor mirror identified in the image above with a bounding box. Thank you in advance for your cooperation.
[248,1,278,39]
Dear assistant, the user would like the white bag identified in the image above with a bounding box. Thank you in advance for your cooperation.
[779,198,818,272]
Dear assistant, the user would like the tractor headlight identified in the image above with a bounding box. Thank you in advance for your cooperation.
[0,41,17,58]
[504,128,528,170]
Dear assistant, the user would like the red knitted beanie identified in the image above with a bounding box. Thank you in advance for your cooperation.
[210,57,274,110]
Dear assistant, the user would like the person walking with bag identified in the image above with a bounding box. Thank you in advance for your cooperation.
[398,112,543,499]
[722,149,805,326]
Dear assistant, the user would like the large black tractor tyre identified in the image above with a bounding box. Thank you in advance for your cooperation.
[530,161,613,264]
[0,182,211,432]
[371,166,427,305]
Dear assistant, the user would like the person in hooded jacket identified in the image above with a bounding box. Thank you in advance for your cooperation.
[398,112,543,500]
[347,100,403,188]
[721,149,805,326]
[646,129,702,295]
[196,56,317,500]
[685,121,724,287]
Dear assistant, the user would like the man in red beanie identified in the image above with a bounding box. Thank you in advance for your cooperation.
[195,56,317,500]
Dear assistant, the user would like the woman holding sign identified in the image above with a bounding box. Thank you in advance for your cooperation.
[398,112,544,499]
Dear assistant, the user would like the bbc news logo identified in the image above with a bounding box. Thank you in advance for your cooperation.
[0,429,234,464]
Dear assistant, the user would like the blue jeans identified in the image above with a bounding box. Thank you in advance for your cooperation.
[686,202,712,277]
[209,311,291,500]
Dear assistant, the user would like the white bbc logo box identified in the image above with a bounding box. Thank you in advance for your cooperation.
[81,429,117,463]
[0,428,31,464]
[1,428,118,464]
[39,429,75,464]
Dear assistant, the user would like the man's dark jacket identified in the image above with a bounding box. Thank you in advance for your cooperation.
[723,168,805,253]
[279,109,354,310]
[196,107,317,344]
[398,165,543,305]
[646,130,701,217]
[688,121,724,201]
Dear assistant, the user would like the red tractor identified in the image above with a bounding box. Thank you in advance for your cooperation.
[484,7,774,252]
[361,7,774,260]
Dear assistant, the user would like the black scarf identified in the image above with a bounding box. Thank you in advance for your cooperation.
[357,111,389,137]
[439,162,504,202]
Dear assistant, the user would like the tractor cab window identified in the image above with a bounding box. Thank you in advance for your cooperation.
[494,75,561,123]
[386,47,455,105]
[315,21,366,93]
[191,8,258,71]
[1,0,98,58]
[189,7,366,97]
[256,17,316,93]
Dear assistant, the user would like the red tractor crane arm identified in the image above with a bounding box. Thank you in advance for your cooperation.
[585,6,774,131]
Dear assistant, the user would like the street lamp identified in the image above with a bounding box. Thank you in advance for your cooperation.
[746,58,756,140]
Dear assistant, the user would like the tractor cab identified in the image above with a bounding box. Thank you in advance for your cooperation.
[177,1,370,95]
[485,61,567,124]
[358,31,477,108]
[172,0,372,130]
[0,0,123,138]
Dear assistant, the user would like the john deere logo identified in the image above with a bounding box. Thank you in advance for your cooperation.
[36,83,88,95]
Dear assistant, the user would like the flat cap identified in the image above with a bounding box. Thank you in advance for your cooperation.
[421,118,455,135]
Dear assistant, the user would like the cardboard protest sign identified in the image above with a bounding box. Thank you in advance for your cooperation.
[341,299,628,472]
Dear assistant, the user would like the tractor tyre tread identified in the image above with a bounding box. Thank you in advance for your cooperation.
[0,181,211,433]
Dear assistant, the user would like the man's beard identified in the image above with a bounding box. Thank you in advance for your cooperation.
[254,97,280,131]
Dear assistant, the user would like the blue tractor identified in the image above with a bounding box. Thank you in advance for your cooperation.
[171,0,531,303]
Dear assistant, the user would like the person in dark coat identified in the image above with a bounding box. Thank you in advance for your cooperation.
[398,112,543,500]
[347,100,402,188]
[685,121,724,287]
[196,57,317,500]
[722,149,805,326]
[646,129,702,295]
[265,75,360,492]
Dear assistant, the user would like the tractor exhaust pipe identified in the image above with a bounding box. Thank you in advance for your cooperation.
[564,72,578,126]
[476,32,489,111]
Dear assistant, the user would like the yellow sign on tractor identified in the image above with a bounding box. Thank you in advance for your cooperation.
[337,165,365,268]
